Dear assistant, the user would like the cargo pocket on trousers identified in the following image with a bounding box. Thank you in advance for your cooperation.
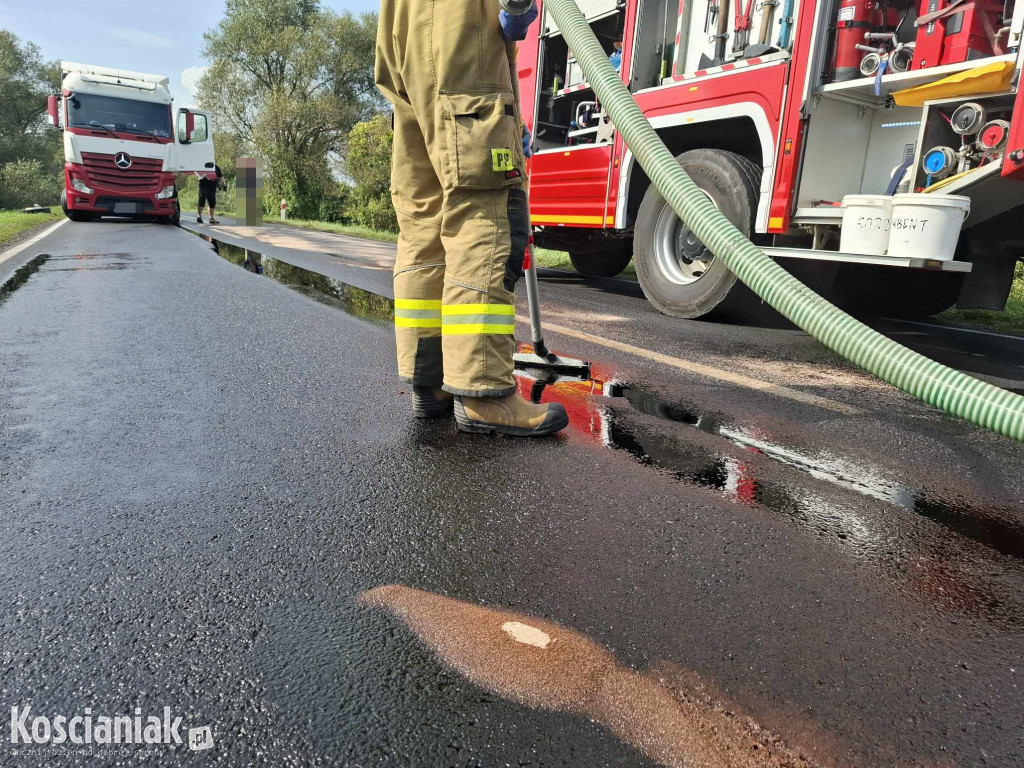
[438,92,525,191]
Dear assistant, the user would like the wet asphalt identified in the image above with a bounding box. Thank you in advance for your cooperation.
[1,218,1022,767]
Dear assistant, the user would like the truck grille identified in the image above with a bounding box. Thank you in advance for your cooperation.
[80,152,164,193]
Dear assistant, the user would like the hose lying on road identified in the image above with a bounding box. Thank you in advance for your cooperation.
[542,0,1024,442]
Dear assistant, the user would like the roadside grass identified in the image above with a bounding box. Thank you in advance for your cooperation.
[531,248,572,271]
[938,263,1024,336]
[0,208,61,249]
[531,247,638,279]
[177,187,198,212]
[277,218,400,244]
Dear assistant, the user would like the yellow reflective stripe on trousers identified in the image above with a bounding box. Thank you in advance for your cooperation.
[396,298,442,310]
[442,323,516,335]
[395,298,441,328]
[441,303,515,316]
[441,303,515,335]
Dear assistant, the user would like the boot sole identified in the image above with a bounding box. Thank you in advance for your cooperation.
[414,403,453,419]
[454,403,569,437]
[412,392,454,419]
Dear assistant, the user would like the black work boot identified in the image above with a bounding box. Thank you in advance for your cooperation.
[454,394,568,437]
[412,386,454,419]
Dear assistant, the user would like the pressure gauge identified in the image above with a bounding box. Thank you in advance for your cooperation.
[950,102,987,136]
[922,146,956,180]
[978,119,1011,153]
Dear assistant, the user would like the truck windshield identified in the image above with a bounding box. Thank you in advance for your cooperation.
[67,94,171,139]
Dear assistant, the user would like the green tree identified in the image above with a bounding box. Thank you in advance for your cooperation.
[0,30,61,201]
[344,115,397,232]
[196,0,382,219]
[212,131,240,182]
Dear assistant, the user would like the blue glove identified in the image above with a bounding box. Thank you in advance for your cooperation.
[522,126,533,157]
[500,0,539,42]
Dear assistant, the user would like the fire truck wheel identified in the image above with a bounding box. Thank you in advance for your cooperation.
[634,149,760,319]
[569,246,633,277]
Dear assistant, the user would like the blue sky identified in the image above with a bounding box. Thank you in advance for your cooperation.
[1,0,379,107]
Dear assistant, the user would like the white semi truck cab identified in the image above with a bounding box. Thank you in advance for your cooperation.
[47,61,215,224]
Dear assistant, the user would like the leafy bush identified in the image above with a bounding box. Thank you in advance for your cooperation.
[343,115,397,232]
[347,187,397,232]
[316,184,351,223]
[0,159,61,209]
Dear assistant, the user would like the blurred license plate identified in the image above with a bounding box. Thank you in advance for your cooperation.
[114,202,141,214]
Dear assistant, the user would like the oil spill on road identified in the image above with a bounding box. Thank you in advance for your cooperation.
[0,254,49,305]
[518,369,1024,623]
[43,252,145,272]
[517,366,1024,561]
[194,231,1024,565]
[196,233,394,325]
[358,584,829,768]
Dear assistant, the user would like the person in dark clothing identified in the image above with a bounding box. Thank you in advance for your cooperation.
[197,164,223,224]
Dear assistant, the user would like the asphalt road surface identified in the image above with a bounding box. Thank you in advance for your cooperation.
[1,217,1022,767]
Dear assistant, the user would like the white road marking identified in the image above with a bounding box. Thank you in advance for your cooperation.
[0,219,68,267]
[520,316,863,415]
[501,621,552,649]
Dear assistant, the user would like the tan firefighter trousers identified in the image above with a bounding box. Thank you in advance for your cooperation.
[375,0,530,397]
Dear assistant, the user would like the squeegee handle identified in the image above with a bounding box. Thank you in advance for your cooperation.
[523,241,549,357]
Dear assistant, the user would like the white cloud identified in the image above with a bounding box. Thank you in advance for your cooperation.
[179,65,209,104]
[106,27,177,49]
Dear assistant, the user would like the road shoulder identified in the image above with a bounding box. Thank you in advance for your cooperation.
[0,218,68,288]
[0,210,62,251]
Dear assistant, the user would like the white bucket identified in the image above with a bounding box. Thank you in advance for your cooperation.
[840,195,893,255]
[887,193,971,261]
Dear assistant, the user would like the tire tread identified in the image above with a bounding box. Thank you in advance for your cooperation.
[633,148,762,319]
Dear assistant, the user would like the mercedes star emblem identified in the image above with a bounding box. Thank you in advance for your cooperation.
[114,152,132,170]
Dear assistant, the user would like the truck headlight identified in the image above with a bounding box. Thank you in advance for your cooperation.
[71,178,93,195]
[155,185,176,200]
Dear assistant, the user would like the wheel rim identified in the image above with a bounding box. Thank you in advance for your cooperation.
[653,191,718,286]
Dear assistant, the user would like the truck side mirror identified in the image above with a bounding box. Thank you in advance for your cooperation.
[46,95,59,127]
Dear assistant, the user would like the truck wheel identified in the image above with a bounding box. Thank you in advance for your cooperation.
[569,246,633,277]
[634,149,761,318]
[61,192,94,223]
[160,200,181,226]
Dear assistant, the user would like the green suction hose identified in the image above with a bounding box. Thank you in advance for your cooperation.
[542,0,1024,442]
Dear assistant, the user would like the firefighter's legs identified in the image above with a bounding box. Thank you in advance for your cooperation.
[440,185,567,435]
[438,188,520,397]
[376,0,565,433]
[391,101,446,392]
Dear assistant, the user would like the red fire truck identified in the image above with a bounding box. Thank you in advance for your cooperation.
[517,0,1024,319]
